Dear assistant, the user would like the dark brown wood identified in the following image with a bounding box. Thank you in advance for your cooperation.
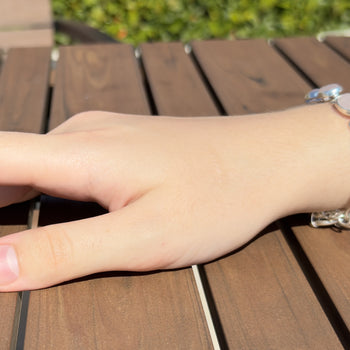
[291,225,350,330]
[206,229,342,349]
[192,39,309,115]
[325,36,350,62]
[0,48,51,132]
[192,39,342,348]
[272,37,350,332]
[0,47,50,349]
[1,39,348,349]
[49,44,151,129]
[26,270,211,349]
[141,42,219,116]
[24,44,213,349]
[274,37,350,91]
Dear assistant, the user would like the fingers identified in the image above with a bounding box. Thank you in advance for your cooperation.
[0,130,120,208]
[0,131,89,193]
[0,112,156,209]
[0,193,180,291]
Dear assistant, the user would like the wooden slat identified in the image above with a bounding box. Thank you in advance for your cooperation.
[24,44,213,349]
[49,44,150,129]
[191,39,342,348]
[325,36,350,62]
[274,37,350,332]
[206,228,342,349]
[141,42,219,116]
[24,270,210,349]
[0,30,53,50]
[274,37,350,91]
[0,48,50,349]
[291,225,350,329]
[192,39,309,115]
[0,0,52,30]
[0,48,51,132]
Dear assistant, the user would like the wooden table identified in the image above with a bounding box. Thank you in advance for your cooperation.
[0,37,349,349]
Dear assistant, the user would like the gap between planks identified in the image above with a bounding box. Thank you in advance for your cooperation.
[192,265,221,350]
[10,200,40,350]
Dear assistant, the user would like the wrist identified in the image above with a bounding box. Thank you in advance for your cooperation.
[221,103,350,221]
[259,103,350,217]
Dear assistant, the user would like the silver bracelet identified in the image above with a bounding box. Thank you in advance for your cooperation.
[305,84,350,229]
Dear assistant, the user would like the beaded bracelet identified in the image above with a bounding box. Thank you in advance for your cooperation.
[305,84,350,229]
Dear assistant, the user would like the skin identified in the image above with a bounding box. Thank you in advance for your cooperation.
[0,102,349,291]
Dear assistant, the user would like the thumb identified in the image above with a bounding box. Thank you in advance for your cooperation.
[0,194,173,291]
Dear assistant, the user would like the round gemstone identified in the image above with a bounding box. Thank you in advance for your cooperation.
[334,93,350,117]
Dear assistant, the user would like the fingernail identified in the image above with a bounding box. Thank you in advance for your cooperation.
[0,245,19,285]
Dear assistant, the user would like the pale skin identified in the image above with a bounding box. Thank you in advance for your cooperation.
[0,102,349,292]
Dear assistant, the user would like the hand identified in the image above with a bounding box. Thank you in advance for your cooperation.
[0,104,349,291]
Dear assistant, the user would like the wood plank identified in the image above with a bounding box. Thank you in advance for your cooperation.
[0,48,51,132]
[0,30,53,50]
[192,39,309,115]
[24,44,213,349]
[0,48,50,349]
[49,44,150,129]
[206,228,342,349]
[325,36,350,62]
[273,37,350,333]
[24,270,210,349]
[0,0,52,30]
[191,39,342,348]
[274,37,350,91]
[290,224,350,330]
[141,42,219,116]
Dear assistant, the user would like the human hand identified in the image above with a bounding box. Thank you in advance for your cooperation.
[0,104,349,291]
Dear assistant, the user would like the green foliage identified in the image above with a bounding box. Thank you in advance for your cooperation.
[52,0,350,45]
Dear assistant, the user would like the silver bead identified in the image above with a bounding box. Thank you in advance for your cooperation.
[318,83,343,101]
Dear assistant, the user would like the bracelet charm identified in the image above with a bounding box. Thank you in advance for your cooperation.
[333,93,350,117]
[305,83,350,229]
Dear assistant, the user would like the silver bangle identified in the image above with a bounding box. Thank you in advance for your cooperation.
[305,84,350,229]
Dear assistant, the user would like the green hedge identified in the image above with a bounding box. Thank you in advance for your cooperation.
[53,0,350,45]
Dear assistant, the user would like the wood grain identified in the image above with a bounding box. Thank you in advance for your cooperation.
[49,44,150,129]
[274,37,350,333]
[206,229,342,349]
[274,37,350,90]
[291,225,350,330]
[0,48,50,349]
[0,0,52,30]
[141,42,219,116]
[192,39,309,115]
[0,48,51,132]
[192,39,342,348]
[25,270,210,349]
[24,44,213,350]
[325,37,350,61]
